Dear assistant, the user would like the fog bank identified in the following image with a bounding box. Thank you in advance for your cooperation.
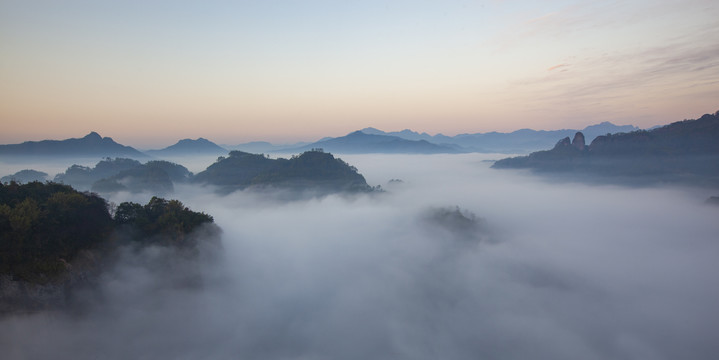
[2,154,719,360]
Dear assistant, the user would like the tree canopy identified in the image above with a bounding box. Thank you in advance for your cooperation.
[1,182,215,284]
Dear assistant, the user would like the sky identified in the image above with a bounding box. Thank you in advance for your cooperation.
[1,0,718,147]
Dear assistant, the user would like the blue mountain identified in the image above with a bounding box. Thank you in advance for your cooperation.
[283,131,461,154]
[0,132,146,158]
[146,138,227,156]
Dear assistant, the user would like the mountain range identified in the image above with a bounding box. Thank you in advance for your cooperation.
[0,121,642,158]
[0,132,147,158]
[360,121,639,153]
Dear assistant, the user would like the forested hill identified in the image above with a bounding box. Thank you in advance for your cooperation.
[492,111,719,187]
[0,182,113,284]
[0,182,215,287]
[193,149,374,194]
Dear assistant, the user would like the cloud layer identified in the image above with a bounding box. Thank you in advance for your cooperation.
[2,154,719,359]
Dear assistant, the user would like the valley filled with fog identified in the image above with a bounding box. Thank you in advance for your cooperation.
[2,153,719,360]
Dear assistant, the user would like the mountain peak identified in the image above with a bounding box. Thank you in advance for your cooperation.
[359,127,384,135]
[146,137,227,155]
[84,132,102,140]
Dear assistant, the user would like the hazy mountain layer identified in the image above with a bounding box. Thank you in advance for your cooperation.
[0,132,146,158]
[283,131,461,154]
[362,121,639,153]
[492,111,719,187]
[145,138,228,157]
[0,170,48,184]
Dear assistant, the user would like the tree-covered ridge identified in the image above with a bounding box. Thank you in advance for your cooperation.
[492,111,719,187]
[0,182,215,284]
[0,182,113,283]
[194,149,373,193]
[115,196,214,247]
[193,151,276,187]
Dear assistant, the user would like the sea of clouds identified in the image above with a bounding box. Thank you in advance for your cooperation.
[2,153,718,360]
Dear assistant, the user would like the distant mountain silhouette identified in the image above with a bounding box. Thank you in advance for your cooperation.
[492,111,719,187]
[193,149,374,194]
[282,131,461,154]
[145,138,227,156]
[361,122,639,153]
[54,158,143,190]
[54,157,191,194]
[0,132,147,158]
[1,170,48,183]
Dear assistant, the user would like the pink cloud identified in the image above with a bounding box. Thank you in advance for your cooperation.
[547,63,570,71]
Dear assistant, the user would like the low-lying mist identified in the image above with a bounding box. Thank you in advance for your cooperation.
[2,154,719,359]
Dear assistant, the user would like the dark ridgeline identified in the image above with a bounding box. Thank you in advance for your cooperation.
[0,132,147,158]
[193,149,374,194]
[492,111,719,187]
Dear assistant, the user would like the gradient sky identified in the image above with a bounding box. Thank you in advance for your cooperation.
[1,0,718,147]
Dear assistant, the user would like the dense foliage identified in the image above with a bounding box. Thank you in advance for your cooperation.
[114,196,214,247]
[0,182,214,284]
[0,182,113,283]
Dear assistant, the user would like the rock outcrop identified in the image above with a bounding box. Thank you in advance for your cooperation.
[571,132,586,151]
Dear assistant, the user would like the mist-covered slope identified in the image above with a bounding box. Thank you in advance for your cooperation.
[52,158,192,195]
